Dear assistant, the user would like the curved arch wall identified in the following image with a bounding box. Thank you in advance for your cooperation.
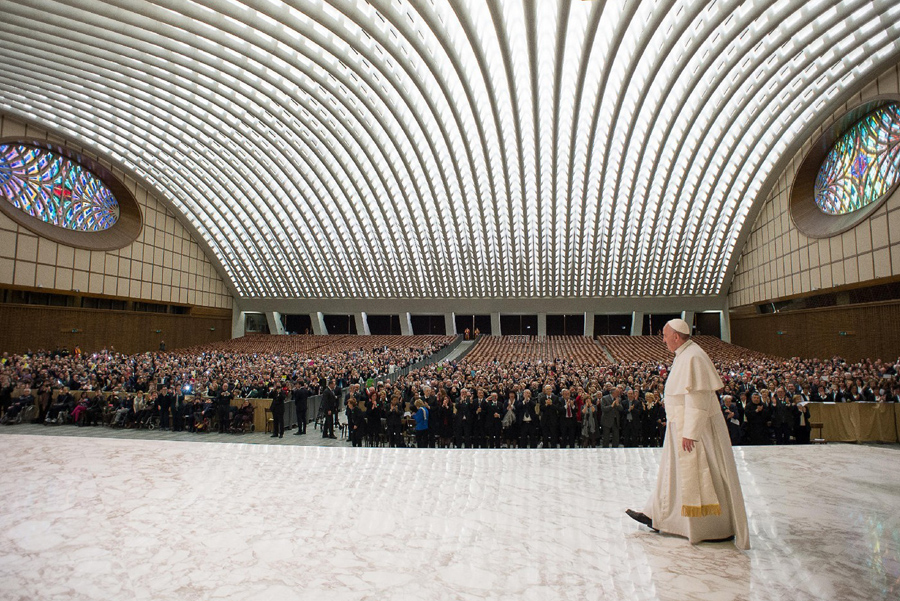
[728,63,900,360]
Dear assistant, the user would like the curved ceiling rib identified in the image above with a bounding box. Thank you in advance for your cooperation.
[1,0,899,299]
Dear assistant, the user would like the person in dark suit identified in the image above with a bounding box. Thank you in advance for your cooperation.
[539,394,559,449]
[321,380,337,439]
[518,388,539,448]
[559,390,577,448]
[771,387,793,444]
[270,385,286,438]
[622,389,642,447]
[292,381,310,435]
[721,394,742,445]
[600,386,624,448]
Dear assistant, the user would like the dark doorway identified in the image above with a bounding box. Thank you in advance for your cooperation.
[593,314,632,336]
[411,315,446,335]
[368,315,402,335]
[324,314,357,335]
[282,314,313,335]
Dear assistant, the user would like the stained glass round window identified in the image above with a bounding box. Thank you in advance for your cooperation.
[0,138,141,250]
[0,143,120,231]
[814,103,900,215]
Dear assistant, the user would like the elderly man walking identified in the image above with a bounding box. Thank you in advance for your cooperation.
[626,319,750,549]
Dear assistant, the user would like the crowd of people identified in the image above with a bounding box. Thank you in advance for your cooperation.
[346,351,900,448]
[1,336,898,451]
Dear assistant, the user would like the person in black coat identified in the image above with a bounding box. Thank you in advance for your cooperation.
[270,386,286,438]
[539,394,559,449]
[745,392,771,444]
[157,386,173,431]
[771,387,793,444]
[386,398,404,447]
[216,383,233,434]
[456,389,475,448]
[791,395,812,444]
[321,380,337,439]
[484,392,503,449]
[291,382,310,435]
[347,398,363,447]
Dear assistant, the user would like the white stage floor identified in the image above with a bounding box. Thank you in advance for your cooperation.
[0,435,897,601]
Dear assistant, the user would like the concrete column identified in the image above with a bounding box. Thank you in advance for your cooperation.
[537,313,547,337]
[491,313,501,336]
[584,313,594,337]
[354,312,371,335]
[231,307,246,339]
[310,312,327,335]
[681,311,695,334]
[400,313,413,336]
[265,311,286,335]
[630,311,644,336]
[444,313,456,336]
[719,309,732,343]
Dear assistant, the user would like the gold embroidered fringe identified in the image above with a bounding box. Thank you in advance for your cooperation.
[681,504,721,517]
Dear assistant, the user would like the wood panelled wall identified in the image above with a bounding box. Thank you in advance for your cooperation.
[0,304,230,354]
[731,300,900,362]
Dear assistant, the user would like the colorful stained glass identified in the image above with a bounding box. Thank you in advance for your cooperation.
[0,144,119,231]
[814,103,900,215]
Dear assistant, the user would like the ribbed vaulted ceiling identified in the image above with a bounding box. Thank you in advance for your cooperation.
[1,0,899,299]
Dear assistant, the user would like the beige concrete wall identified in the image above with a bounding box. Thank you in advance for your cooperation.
[0,114,232,310]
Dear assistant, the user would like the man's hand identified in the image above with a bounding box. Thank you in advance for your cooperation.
[682,437,696,452]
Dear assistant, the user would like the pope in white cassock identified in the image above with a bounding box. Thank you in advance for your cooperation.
[627,319,750,549]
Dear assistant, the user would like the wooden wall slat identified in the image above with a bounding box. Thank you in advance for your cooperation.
[731,301,900,361]
[0,304,230,354]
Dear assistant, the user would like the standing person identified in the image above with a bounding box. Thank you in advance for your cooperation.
[321,379,337,439]
[270,385,285,438]
[292,381,310,435]
[600,386,623,448]
[414,399,429,448]
[626,319,750,549]
[559,390,577,448]
[792,395,812,444]
[157,386,173,431]
[539,393,559,449]
[216,382,233,434]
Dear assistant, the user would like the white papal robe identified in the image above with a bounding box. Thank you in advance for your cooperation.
[643,339,750,549]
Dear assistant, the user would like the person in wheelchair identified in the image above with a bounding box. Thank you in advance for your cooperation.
[1,387,35,424]
[230,400,254,433]
[45,387,73,424]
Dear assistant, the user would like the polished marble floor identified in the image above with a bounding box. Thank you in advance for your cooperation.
[0,432,896,601]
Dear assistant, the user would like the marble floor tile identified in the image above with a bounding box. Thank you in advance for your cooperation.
[0,434,896,601]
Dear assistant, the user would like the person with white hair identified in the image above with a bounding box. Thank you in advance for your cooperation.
[626,318,750,549]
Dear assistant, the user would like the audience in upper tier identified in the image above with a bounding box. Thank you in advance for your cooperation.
[0,335,897,449]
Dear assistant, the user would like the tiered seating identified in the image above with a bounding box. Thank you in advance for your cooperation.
[692,336,777,362]
[179,335,454,357]
[465,336,609,364]
[598,335,670,363]
[598,335,777,364]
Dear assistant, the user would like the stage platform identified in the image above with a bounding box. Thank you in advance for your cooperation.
[0,433,896,601]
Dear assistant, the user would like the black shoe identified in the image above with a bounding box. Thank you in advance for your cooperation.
[294,431,303,435]
[271,434,278,438]
[703,535,735,543]
[626,509,658,531]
